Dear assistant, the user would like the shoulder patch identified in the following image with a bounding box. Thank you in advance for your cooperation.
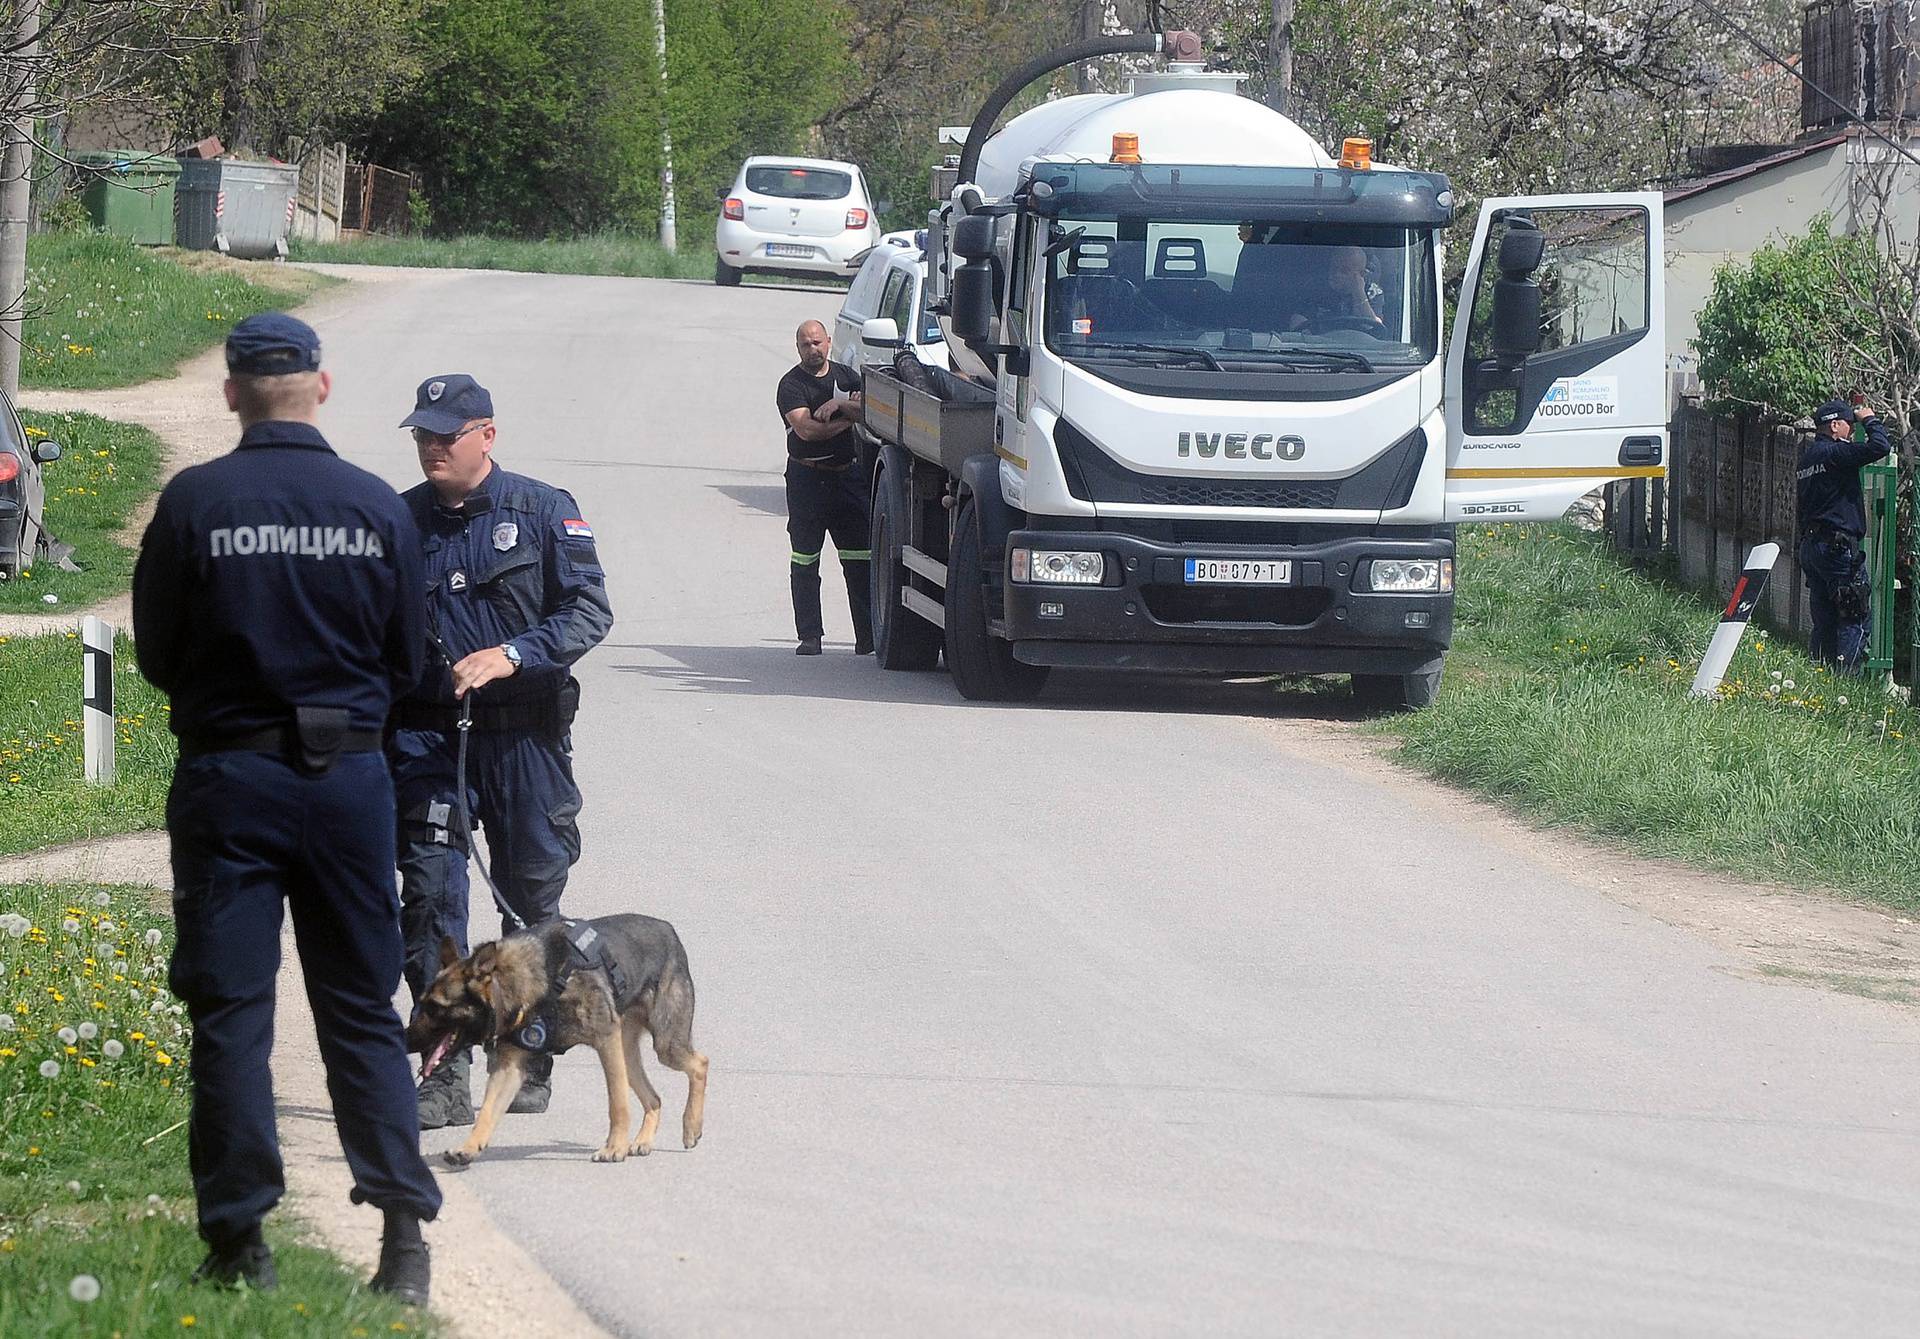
[562,518,594,540]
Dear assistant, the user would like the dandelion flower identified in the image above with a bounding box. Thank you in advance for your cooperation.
[145,928,163,948]
[1838,695,1850,706]
[68,1274,101,1303]
[103,1039,124,1059]
[98,919,114,933]
[66,1180,82,1195]
[58,1026,78,1045]
[0,1014,13,1031]
[61,918,80,934]
[181,1315,197,1328]
[1783,679,1796,690]
[39,1059,59,1077]
[1770,670,1782,680]
[78,1021,97,1040]
[148,1194,164,1207]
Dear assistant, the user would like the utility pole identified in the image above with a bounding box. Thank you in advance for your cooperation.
[652,0,677,252]
[0,0,42,400]
[1267,0,1295,116]
[225,0,267,155]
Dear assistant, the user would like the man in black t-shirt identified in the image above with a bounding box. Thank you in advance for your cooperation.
[775,319,873,656]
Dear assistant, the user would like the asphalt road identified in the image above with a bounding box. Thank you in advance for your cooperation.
[310,270,1920,1338]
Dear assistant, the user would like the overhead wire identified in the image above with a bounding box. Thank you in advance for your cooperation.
[1687,0,1920,171]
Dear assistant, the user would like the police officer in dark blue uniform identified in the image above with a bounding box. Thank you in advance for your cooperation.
[1797,397,1891,671]
[132,313,440,1303]
[387,374,613,1128]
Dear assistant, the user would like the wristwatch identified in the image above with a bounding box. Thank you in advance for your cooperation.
[500,642,522,669]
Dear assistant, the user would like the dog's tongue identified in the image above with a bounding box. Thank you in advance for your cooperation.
[422,1034,453,1080]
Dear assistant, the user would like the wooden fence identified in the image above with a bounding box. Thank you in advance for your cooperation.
[1605,404,1816,637]
[287,139,348,244]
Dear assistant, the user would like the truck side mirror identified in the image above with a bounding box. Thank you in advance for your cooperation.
[951,213,996,262]
[1490,219,1546,367]
[1497,220,1545,275]
[950,261,995,342]
[861,317,902,351]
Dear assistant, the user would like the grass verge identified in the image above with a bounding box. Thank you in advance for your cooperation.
[21,233,330,391]
[290,230,845,286]
[1377,523,1920,913]
[292,231,713,279]
[1,411,163,614]
[0,881,437,1337]
[0,633,174,857]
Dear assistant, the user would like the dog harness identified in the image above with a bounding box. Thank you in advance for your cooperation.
[507,920,634,1056]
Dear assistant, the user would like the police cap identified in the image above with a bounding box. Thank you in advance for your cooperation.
[226,312,322,376]
[400,374,494,436]
[1814,398,1855,427]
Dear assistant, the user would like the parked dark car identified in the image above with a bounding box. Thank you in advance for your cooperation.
[0,390,60,579]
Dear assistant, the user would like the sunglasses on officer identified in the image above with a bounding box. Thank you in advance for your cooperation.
[410,420,490,449]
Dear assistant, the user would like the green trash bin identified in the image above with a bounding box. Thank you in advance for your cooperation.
[72,152,183,246]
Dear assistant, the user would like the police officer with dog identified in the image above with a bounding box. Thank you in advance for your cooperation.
[389,374,613,1130]
[133,313,440,1303]
[1797,397,1892,671]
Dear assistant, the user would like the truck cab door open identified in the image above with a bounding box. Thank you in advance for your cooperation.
[1443,193,1665,522]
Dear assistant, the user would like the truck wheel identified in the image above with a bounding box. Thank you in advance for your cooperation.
[945,496,1049,702]
[1351,664,1443,712]
[870,460,941,671]
[714,257,743,287]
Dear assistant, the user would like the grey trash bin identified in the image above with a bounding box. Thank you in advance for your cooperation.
[174,158,299,259]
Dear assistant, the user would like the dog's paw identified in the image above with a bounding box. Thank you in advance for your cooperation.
[683,1130,701,1150]
[591,1144,628,1164]
[629,1137,654,1157]
[444,1148,476,1167]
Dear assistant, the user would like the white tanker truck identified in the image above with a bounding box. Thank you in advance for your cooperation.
[856,29,1666,705]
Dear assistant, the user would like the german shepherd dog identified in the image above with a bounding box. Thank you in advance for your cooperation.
[404,913,708,1166]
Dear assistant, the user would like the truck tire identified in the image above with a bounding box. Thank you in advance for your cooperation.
[945,496,1049,702]
[1351,664,1443,712]
[714,257,743,287]
[869,460,942,671]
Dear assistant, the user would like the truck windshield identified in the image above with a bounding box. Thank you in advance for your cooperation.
[1042,218,1437,371]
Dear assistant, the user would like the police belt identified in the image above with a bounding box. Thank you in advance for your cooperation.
[1801,522,1864,546]
[178,724,381,760]
[394,693,571,734]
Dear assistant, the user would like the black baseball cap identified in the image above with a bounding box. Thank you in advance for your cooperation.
[226,312,321,376]
[1814,398,1855,427]
[400,374,494,436]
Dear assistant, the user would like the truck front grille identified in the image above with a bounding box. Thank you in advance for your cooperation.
[1142,584,1333,626]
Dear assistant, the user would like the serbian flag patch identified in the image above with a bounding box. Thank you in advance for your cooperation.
[562,518,594,539]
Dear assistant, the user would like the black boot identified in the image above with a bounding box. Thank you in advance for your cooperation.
[505,1051,552,1114]
[416,1049,473,1130]
[369,1209,430,1307]
[193,1224,276,1290]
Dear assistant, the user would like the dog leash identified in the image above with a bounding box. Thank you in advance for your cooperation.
[426,618,526,934]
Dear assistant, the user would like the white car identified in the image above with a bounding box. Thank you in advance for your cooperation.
[830,230,949,373]
[714,157,883,286]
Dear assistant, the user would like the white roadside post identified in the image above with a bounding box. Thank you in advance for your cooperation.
[81,614,115,784]
[1689,542,1780,699]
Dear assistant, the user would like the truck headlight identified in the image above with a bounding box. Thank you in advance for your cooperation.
[1368,558,1453,593]
[1011,548,1105,585]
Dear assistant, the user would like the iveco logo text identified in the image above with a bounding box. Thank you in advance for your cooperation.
[1177,432,1305,460]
